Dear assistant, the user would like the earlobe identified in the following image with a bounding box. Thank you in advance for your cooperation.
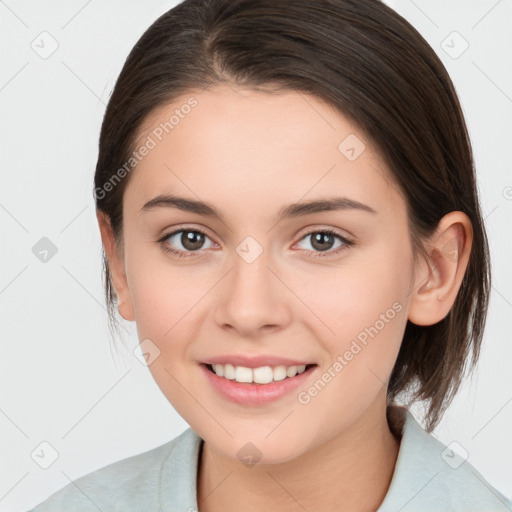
[407,211,473,327]
[96,211,135,322]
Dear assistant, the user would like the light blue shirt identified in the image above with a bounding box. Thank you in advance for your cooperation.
[28,406,511,511]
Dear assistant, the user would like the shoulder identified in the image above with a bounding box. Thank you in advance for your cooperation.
[27,428,201,512]
[379,406,512,512]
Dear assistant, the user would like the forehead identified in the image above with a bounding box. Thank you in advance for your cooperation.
[127,84,404,221]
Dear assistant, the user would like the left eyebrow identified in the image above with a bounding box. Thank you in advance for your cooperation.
[139,194,377,221]
[276,196,377,220]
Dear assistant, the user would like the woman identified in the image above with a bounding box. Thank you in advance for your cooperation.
[29,0,511,510]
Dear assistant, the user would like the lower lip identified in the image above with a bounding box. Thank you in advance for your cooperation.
[200,363,317,406]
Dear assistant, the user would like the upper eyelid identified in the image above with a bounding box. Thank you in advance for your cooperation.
[296,225,352,241]
[160,226,216,244]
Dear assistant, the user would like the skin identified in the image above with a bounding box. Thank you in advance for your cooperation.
[97,84,473,512]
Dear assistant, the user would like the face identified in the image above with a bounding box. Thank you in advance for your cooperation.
[111,84,420,463]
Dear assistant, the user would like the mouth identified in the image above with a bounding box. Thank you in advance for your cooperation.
[200,361,318,406]
[205,362,317,384]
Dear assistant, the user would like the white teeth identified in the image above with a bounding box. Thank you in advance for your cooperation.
[235,366,253,383]
[253,366,273,384]
[286,365,298,377]
[273,365,287,381]
[224,363,235,380]
[210,363,310,383]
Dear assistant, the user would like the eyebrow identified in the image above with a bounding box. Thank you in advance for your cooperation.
[139,194,377,221]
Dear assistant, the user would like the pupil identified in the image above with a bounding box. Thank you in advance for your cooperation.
[182,231,204,250]
[312,233,333,251]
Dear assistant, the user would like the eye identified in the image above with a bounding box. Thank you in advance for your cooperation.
[295,229,354,258]
[158,228,216,258]
[158,227,354,259]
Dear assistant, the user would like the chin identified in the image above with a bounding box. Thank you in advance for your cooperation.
[201,430,309,466]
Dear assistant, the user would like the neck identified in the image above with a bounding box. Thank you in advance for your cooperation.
[197,400,401,512]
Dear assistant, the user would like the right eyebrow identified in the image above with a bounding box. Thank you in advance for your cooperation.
[140,194,225,219]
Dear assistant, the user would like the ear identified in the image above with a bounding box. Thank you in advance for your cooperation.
[96,210,135,322]
[408,211,473,326]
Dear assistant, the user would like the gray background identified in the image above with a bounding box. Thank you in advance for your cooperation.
[1,1,511,510]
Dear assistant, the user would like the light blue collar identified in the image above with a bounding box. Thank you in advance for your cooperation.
[159,405,510,511]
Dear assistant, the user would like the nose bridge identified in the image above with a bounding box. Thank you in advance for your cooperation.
[214,234,291,334]
[230,235,277,307]
[233,239,271,294]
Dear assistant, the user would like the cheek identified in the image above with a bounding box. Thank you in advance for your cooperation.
[294,270,408,423]
[295,258,408,338]
[126,250,203,341]
[127,262,206,409]
[295,245,411,379]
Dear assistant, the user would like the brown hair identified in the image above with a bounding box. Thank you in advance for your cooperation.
[94,0,490,432]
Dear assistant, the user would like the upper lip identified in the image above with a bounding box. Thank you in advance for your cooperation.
[203,355,314,368]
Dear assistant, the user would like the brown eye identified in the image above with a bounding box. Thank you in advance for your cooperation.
[296,229,354,258]
[159,228,215,257]
[179,230,206,251]
[310,232,336,252]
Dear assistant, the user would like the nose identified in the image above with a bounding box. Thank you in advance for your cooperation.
[213,242,292,338]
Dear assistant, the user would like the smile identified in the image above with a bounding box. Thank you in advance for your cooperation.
[207,363,311,384]
[201,361,318,406]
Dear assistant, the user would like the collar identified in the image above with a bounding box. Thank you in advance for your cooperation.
[158,405,510,511]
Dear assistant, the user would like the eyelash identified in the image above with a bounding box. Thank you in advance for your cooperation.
[158,227,354,259]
